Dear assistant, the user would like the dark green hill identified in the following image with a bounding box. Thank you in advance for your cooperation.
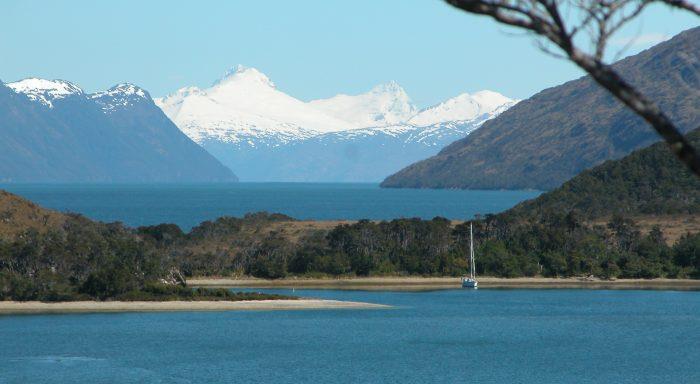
[503,129,700,221]
[382,27,700,190]
[0,191,280,301]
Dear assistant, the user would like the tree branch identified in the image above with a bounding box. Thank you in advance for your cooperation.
[445,0,700,177]
[658,0,700,15]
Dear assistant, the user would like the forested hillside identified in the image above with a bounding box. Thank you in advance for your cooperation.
[504,129,700,220]
[4,124,700,300]
[143,214,700,280]
[159,128,700,279]
[0,193,280,301]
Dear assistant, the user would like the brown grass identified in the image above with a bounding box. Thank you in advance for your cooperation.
[0,190,66,240]
[591,214,700,244]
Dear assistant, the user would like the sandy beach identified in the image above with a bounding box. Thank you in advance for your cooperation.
[0,299,389,315]
[189,276,700,291]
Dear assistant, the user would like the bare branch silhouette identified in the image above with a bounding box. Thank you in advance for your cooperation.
[445,0,700,177]
[658,0,700,15]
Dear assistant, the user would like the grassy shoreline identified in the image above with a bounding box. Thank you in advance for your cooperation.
[188,276,700,291]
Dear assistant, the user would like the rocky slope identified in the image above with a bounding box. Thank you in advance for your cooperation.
[381,27,700,190]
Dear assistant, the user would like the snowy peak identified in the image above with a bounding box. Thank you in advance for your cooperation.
[90,83,151,113]
[7,78,83,107]
[156,65,356,144]
[470,90,514,111]
[213,65,275,89]
[154,86,202,118]
[5,77,155,113]
[155,65,517,151]
[408,90,517,127]
[369,80,405,95]
[309,80,417,128]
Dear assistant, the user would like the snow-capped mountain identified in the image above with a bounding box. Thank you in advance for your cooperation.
[156,65,354,146]
[309,81,417,127]
[7,78,83,107]
[90,83,150,113]
[156,66,518,181]
[1,78,236,182]
[408,90,517,127]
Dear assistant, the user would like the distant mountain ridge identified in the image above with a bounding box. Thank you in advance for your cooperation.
[0,78,237,182]
[156,66,518,181]
[381,27,700,190]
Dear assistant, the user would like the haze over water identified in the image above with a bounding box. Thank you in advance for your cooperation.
[0,183,541,230]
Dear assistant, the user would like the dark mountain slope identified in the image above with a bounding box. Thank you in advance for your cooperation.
[382,27,700,190]
[0,81,237,182]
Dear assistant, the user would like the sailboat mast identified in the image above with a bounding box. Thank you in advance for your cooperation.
[469,222,475,279]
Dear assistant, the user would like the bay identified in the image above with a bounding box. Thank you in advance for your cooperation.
[0,183,541,230]
[1,289,698,383]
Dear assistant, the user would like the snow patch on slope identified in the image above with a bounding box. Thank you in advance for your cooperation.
[309,81,417,128]
[7,78,83,107]
[155,65,518,152]
[90,83,150,113]
[408,90,517,127]
[155,65,356,144]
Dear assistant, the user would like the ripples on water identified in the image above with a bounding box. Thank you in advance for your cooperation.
[1,289,699,383]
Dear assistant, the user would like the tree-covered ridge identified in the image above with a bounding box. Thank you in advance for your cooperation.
[0,193,291,301]
[2,161,700,302]
[152,214,699,281]
[506,129,700,220]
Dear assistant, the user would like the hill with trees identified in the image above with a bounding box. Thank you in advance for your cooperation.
[4,126,700,297]
[503,129,700,220]
[0,192,282,301]
[158,130,700,279]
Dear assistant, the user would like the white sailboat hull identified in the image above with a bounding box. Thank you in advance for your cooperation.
[461,278,478,289]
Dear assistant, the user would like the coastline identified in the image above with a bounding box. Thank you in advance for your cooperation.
[188,276,700,291]
[0,299,389,315]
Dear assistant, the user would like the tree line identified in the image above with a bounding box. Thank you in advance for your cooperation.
[3,209,700,302]
[146,212,700,280]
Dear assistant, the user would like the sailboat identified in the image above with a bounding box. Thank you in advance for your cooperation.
[461,222,478,289]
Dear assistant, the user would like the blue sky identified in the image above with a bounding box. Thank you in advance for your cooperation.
[1,0,697,107]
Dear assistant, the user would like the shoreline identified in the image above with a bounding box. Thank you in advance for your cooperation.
[0,299,389,315]
[189,276,700,291]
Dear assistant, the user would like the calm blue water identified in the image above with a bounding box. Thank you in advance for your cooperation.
[1,289,699,383]
[0,183,540,230]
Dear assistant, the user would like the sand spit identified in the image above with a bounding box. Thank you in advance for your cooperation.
[0,299,389,314]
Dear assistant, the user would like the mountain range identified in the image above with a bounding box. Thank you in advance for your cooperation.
[0,78,236,182]
[382,27,700,190]
[156,66,517,181]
